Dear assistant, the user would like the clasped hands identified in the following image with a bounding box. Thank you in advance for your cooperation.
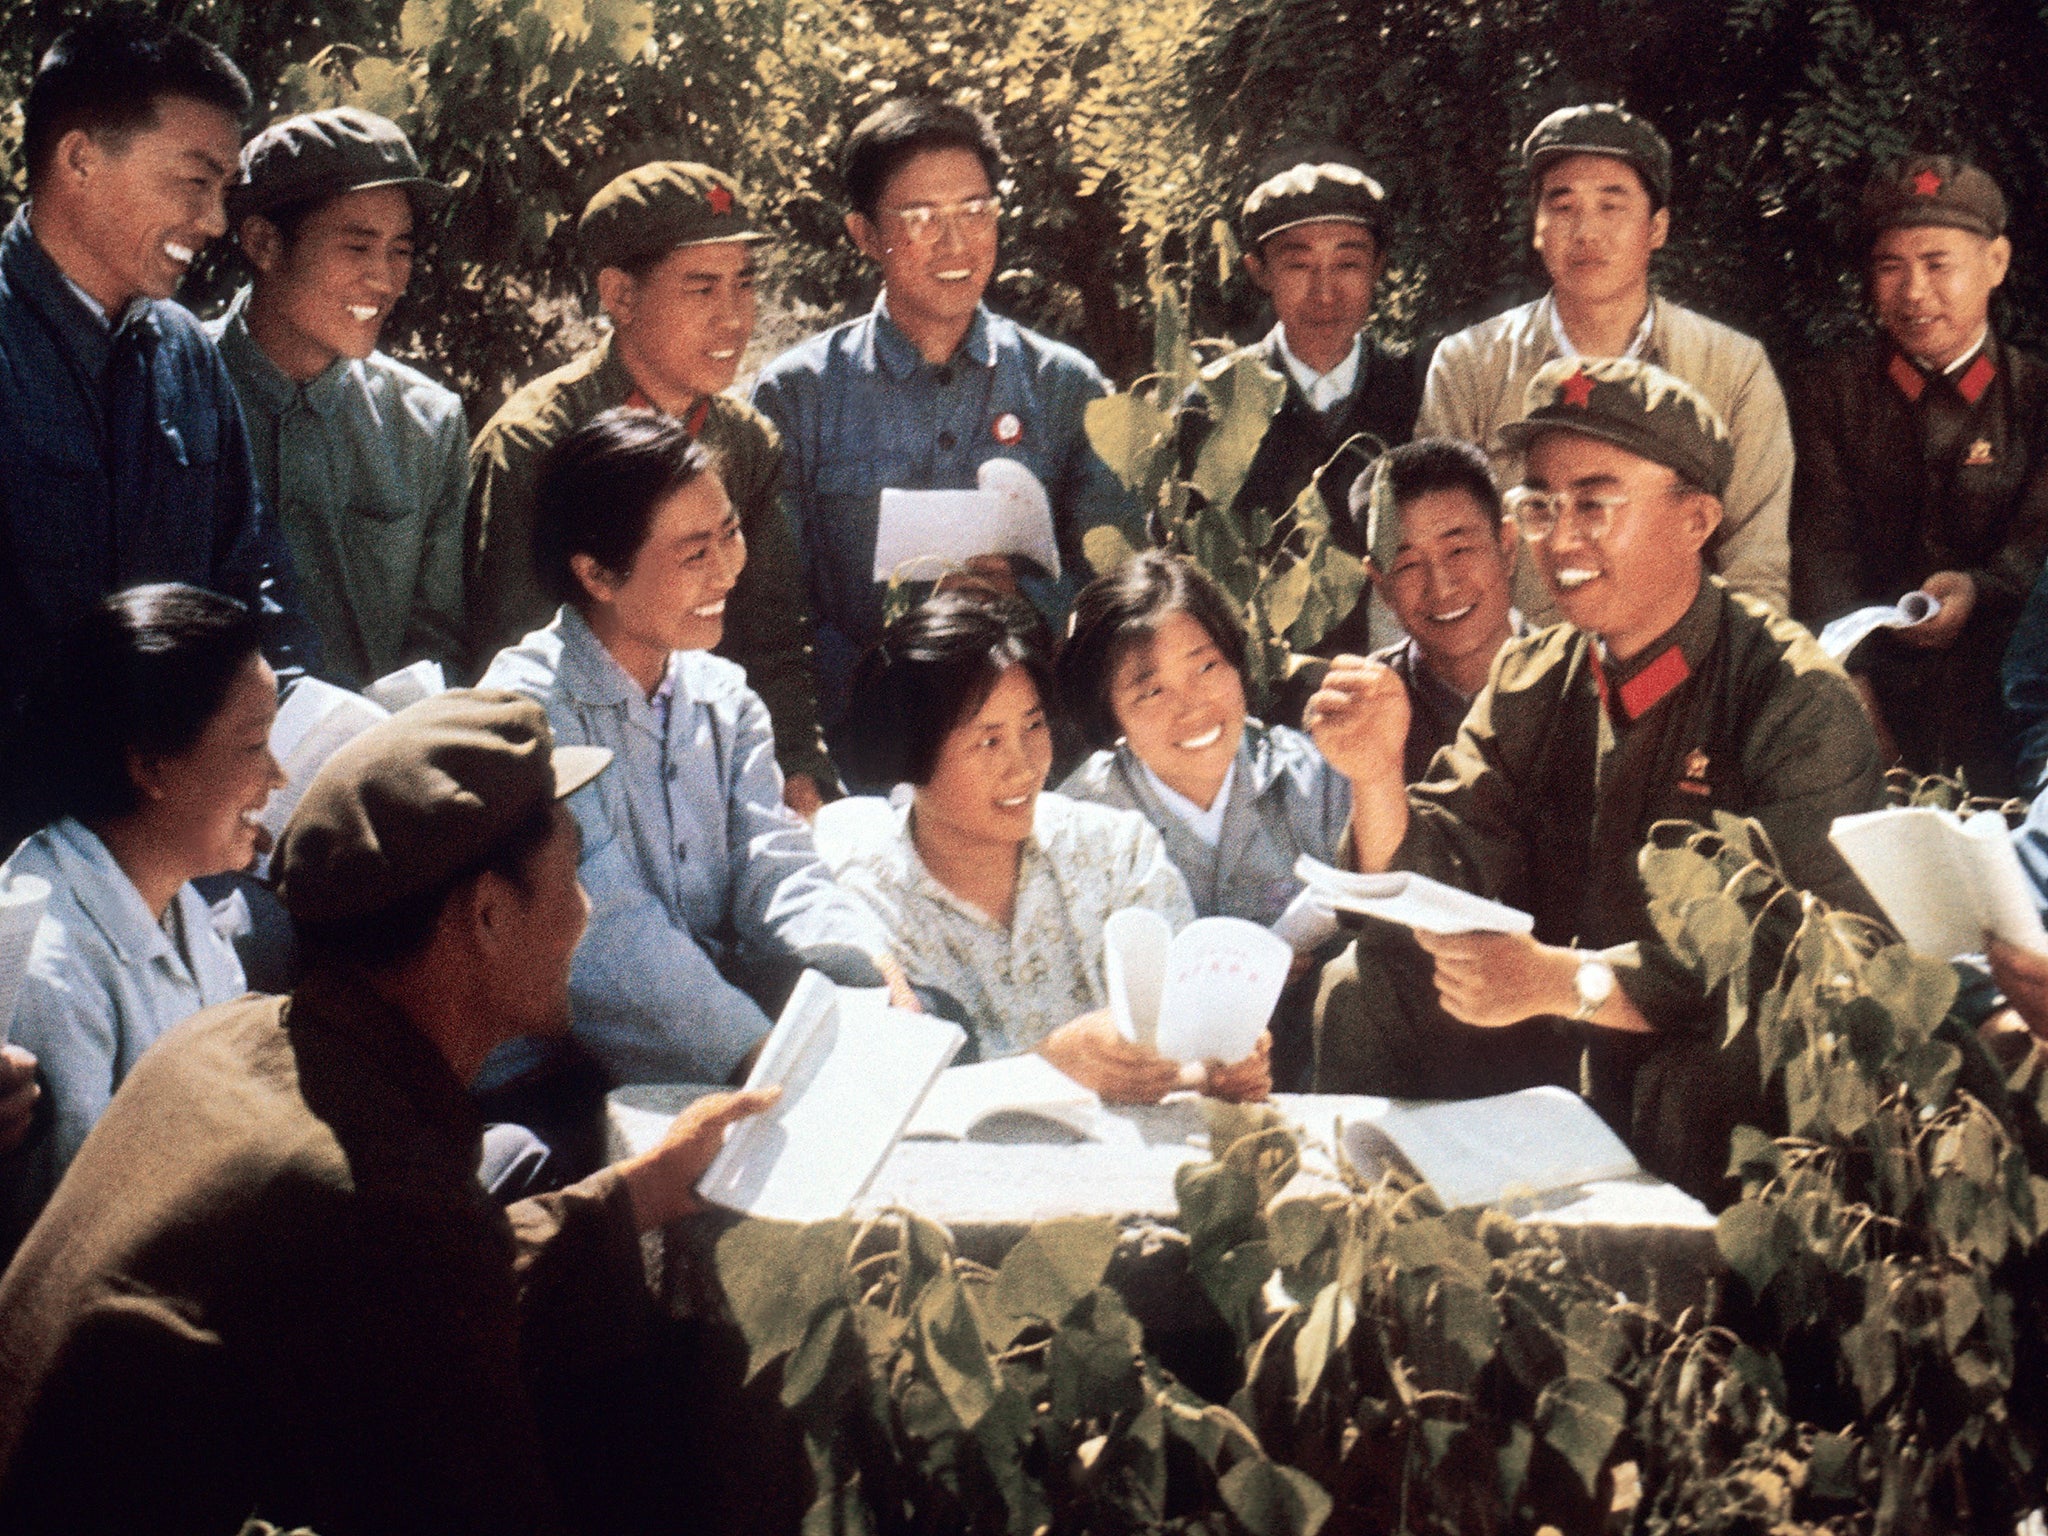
[1037,1010,1272,1105]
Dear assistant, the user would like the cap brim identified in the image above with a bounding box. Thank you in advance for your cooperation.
[230,174,453,226]
[1253,213,1380,243]
[351,174,455,212]
[1869,208,2002,242]
[551,744,612,799]
[1499,412,1711,492]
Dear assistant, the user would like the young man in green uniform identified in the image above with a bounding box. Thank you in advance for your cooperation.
[1310,357,1886,1204]
[1791,156,2047,798]
[466,163,834,813]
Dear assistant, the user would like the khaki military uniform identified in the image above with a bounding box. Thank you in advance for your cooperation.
[465,335,833,789]
[1316,578,1887,1202]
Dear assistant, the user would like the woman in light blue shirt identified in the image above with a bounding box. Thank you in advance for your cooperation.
[2,585,284,1238]
[1055,553,1358,1089]
[479,408,909,1099]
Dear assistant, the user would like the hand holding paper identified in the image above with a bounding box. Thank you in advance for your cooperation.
[1816,592,1942,663]
[1103,909,1290,1067]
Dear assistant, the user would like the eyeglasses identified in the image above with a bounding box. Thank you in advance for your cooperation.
[881,195,1002,244]
[1504,487,1632,543]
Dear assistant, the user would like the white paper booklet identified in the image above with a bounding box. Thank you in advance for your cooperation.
[362,659,447,713]
[696,973,966,1222]
[261,678,391,844]
[1293,855,1535,935]
[1828,805,2048,959]
[1270,886,1342,952]
[1815,592,1941,663]
[905,1054,1137,1146]
[0,873,51,1045]
[1104,910,1290,1064]
[1343,1086,1643,1209]
[871,457,1061,583]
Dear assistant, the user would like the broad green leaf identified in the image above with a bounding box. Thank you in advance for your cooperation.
[1385,1218,1490,1283]
[1534,1376,1626,1495]
[540,0,589,43]
[1806,1430,1858,1499]
[1287,544,1365,651]
[1407,1277,1499,1395]
[1898,1039,1962,1108]
[916,1273,997,1430]
[1187,352,1287,510]
[973,1389,1049,1531]
[399,0,450,51]
[589,0,655,61]
[716,1219,853,1380]
[780,1303,848,1410]
[1725,1124,1783,1182]
[1261,555,1314,638]
[1840,1314,1896,1410]
[1082,524,1138,575]
[1084,391,1172,494]
[1218,1458,1333,1536]
[1725,1342,1786,1405]
[990,1216,1119,1330]
[1495,1422,1534,1506]
[1716,1201,1790,1295]
[1266,1198,1333,1270]
[1292,1282,1356,1405]
[1863,943,1958,1046]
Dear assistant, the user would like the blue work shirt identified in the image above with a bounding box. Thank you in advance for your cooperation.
[0,207,319,710]
[750,295,1138,724]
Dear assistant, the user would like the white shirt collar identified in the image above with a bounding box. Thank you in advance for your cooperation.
[1274,326,1363,413]
[1138,757,1234,849]
[1548,298,1654,362]
[1935,328,1991,377]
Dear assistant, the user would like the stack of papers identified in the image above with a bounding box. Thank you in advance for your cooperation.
[1293,855,1534,935]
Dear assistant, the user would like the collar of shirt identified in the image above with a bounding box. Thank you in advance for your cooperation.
[1928,328,1992,378]
[1272,325,1363,412]
[213,286,362,419]
[892,796,1052,932]
[1,205,155,380]
[1590,579,1721,723]
[1137,756,1235,848]
[1547,295,1655,361]
[39,816,188,972]
[870,291,996,380]
[549,602,691,740]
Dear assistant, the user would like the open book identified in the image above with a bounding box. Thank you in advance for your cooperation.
[0,873,51,1045]
[904,1054,1139,1146]
[1104,910,1290,1064]
[1828,805,2048,959]
[1343,1086,1643,1209]
[361,659,447,713]
[696,973,966,1222]
[1815,593,1940,664]
[1293,855,1534,935]
[871,458,1061,583]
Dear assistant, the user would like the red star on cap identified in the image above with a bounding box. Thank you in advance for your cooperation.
[706,183,733,215]
[1912,168,1943,197]
[1560,369,1596,408]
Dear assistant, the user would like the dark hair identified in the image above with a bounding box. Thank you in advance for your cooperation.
[292,803,559,973]
[1529,155,1665,217]
[24,11,251,191]
[836,590,1056,787]
[1348,436,1505,539]
[10,584,262,828]
[841,97,1003,220]
[241,194,326,253]
[1057,553,1250,750]
[533,407,713,607]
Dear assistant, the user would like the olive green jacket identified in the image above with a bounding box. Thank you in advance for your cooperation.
[465,335,833,788]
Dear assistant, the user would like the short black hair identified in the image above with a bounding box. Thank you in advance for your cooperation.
[292,802,559,973]
[1057,552,1250,750]
[1348,436,1505,539]
[533,407,714,608]
[24,11,251,191]
[841,97,1003,221]
[836,590,1056,787]
[10,583,261,828]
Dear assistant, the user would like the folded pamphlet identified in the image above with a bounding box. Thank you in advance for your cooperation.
[1815,592,1941,664]
[1343,1085,1644,1209]
[1828,805,2048,959]
[362,659,447,713]
[1293,855,1534,935]
[871,457,1061,583]
[696,973,966,1222]
[1104,909,1290,1064]
[0,873,51,1045]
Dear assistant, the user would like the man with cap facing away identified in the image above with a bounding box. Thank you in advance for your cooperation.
[1174,146,1419,655]
[1792,155,2048,799]
[208,106,466,692]
[1309,357,1885,1205]
[0,11,319,736]
[1417,104,1793,628]
[0,690,777,1534]
[467,162,833,814]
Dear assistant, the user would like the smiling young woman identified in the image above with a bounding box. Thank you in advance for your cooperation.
[1,584,280,1241]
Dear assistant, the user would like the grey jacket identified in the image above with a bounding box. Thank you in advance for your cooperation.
[1418,292,1793,623]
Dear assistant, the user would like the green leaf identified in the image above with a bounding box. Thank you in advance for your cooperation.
[1218,1458,1333,1536]
[1725,1124,1783,1182]
[916,1273,998,1431]
[1187,351,1287,511]
[1535,1376,1626,1496]
[780,1303,849,1410]
[1292,1282,1357,1405]
[1385,1219,1490,1284]
[1266,1199,1333,1270]
[1260,556,1314,638]
[990,1216,1119,1331]
[1840,1314,1896,1410]
[1495,1422,1534,1507]
[1806,1430,1858,1499]
[589,0,655,61]
[716,1220,853,1381]
[1863,943,1959,1047]
[1083,524,1138,575]
[1716,1201,1790,1296]
[1084,391,1173,497]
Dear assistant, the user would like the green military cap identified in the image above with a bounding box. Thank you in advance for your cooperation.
[276,690,610,925]
[1861,154,2006,242]
[1240,147,1387,248]
[229,107,451,226]
[1521,103,1672,208]
[578,161,770,272]
[1500,357,1734,499]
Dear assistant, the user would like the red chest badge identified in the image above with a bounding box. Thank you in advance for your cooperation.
[992,412,1024,445]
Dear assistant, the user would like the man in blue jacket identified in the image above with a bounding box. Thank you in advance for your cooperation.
[0,12,318,733]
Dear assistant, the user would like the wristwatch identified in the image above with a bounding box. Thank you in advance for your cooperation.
[1571,953,1615,1023]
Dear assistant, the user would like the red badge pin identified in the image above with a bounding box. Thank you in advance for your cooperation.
[707,183,734,215]
[1560,369,1596,408]
[1912,168,1943,197]
[992,412,1023,445]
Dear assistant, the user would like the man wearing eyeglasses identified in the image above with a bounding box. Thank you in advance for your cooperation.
[750,98,1138,751]
[1308,357,1885,1206]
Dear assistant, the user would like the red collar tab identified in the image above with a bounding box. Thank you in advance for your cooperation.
[624,386,652,411]
[1888,352,1927,403]
[620,389,712,435]
[1619,644,1691,719]
[1958,351,1996,405]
